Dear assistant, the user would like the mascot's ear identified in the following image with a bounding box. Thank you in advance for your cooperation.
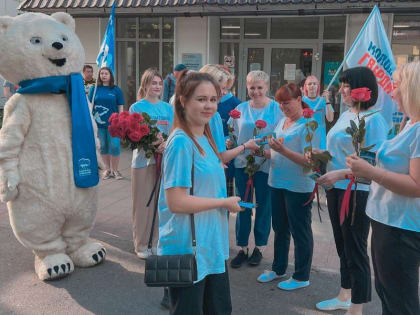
[51,12,75,32]
[0,16,14,34]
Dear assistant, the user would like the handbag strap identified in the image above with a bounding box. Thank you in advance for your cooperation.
[147,140,196,252]
[190,152,196,252]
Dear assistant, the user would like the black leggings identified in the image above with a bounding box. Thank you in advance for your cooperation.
[168,268,232,315]
[371,220,420,315]
[326,188,371,304]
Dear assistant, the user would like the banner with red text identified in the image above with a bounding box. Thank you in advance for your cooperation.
[344,6,398,131]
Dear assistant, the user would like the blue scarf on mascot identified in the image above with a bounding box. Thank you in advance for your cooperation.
[17,73,99,188]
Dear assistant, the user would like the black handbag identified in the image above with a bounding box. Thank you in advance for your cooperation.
[144,153,198,287]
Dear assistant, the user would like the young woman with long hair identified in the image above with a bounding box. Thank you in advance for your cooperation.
[88,66,125,180]
[157,71,242,314]
[129,68,173,259]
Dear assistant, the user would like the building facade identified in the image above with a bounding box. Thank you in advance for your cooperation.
[18,0,420,107]
[0,0,21,108]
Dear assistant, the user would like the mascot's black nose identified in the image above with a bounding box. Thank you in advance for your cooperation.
[52,42,63,50]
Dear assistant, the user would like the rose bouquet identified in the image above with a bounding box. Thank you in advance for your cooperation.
[228,109,241,148]
[108,111,167,159]
[109,111,167,206]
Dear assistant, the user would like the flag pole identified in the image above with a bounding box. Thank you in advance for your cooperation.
[90,51,107,109]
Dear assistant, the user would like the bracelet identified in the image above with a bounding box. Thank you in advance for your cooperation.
[242,144,246,152]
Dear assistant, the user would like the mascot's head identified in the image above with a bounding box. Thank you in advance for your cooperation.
[0,12,85,84]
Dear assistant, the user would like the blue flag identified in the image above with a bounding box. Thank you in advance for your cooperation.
[326,6,398,132]
[344,6,398,131]
[97,2,116,74]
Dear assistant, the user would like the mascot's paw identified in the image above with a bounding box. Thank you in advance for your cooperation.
[35,253,74,281]
[69,242,106,267]
[0,171,20,202]
[0,186,18,202]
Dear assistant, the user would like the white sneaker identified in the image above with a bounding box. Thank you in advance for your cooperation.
[257,270,285,283]
[136,250,151,260]
[113,170,123,180]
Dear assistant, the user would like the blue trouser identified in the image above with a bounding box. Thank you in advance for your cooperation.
[97,127,120,156]
[271,187,313,281]
[234,168,271,247]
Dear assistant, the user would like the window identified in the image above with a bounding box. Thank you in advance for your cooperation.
[392,15,420,66]
[323,16,346,40]
[220,18,240,40]
[139,17,160,39]
[116,18,136,38]
[244,18,267,39]
[116,17,174,107]
[116,41,136,108]
[271,17,319,39]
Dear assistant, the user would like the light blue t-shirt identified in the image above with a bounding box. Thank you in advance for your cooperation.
[269,117,319,193]
[327,109,388,191]
[209,112,227,154]
[366,121,420,232]
[302,96,330,150]
[157,129,229,282]
[227,100,283,173]
[129,99,173,168]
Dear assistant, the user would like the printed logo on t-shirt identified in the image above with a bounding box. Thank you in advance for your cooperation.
[93,105,110,125]
[157,120,170,126]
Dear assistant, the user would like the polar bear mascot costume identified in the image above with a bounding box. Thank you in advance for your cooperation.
[0,12,106,280]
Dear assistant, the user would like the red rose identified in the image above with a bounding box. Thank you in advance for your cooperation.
[139,124,150,136]
[119,111,130,119]
[108,125,119,138]
[128,131,143,142]
[351,88,371,102]
[302,108,315,119]
[255,120,267,129]
[128,120,140,133]
[130,112,144,123]
[119,119,130,136]
[109,112,119,123]
[110,117,119,127]
[229,109,241,119]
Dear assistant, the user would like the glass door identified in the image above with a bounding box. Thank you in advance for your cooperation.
[240,45,269,100]
[241,44,317,100]
[270,46,316,97]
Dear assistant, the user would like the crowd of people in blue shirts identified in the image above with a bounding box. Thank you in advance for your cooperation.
[87,61,420,315]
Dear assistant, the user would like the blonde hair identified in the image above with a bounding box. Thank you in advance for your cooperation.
[394,61,420,119]
[246,70,269,85]
[137,68,163,100]
[199,64,232,88]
